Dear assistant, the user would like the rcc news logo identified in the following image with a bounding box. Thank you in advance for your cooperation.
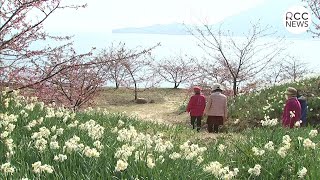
[283,5,311,34]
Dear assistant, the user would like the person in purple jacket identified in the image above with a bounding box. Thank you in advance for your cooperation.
[282,87,301,128]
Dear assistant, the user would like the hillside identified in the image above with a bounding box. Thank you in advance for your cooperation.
[95,77,320,131]
[1,77,320,179]
[227,76,320,130]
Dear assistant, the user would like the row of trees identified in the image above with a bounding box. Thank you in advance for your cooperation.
[0,0,159,110]
[0,0,319,110]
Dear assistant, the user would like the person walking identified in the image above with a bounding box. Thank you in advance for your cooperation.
[282,87,301,128]
[204,83,227,133]
[186,86,206,132]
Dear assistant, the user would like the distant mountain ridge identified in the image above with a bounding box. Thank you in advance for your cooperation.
[112,23,189,35]
[112,0,312,39]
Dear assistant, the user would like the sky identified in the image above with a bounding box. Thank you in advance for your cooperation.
[44,0,266,33]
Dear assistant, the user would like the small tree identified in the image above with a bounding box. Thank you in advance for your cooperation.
[190,22,285,96]
[197,58,231,85]
[107,43,160,101]
[122,57,159,101]
[262,61,287,86]
[304,0,320,37]
[156,55,197,89]
[50,63,105,111]
[282,56,310,82]
[97,43,129,89]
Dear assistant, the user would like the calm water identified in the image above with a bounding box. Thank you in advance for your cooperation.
[68,32,320,88]
[72,32,320,68]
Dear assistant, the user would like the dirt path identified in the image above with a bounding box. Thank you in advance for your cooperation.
[102,96,189,125]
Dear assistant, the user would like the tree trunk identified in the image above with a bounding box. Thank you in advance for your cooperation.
[134,80,138,100]
[115,82,119,89]
[173,82,179,89]
[233,79,237,96]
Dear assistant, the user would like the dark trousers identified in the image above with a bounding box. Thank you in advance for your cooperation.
[207,116,223,133]
[191,116,202,132]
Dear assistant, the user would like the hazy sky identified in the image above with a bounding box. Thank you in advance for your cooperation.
[45,0,266,33]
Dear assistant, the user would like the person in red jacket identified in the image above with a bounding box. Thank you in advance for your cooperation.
[186,86,206,132]
[282,87,301,128]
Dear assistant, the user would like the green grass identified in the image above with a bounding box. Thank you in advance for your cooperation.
[1,85,320,179]
[221,77,320,131]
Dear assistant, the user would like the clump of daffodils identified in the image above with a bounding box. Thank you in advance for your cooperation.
[54,154,68,162]
[45,107,56,118]
[31,127,52,152]
[4,138,15,158]
[25,117,44,130]
[146,154,156,169]
[32,161,54,174]
[264,141,274,151]
[154,136,174,153]
[297,167,307,178]
[294,120,302,127]
[203,161,239,179]
[115,159,128,172]
[303,138,316,149]
[1,162,15,175]
[83,146,100,158]
[67,120,79,128]
[63,135,84,153]
[309,130,318,138]
[93,140,104,150]
[0,113,18,129]
[260,115,278,127]
[179,140,207,161]
[248,164,261,176]
[117,125,138,143]
[115,144,135,161]
[277,135,291,158]
[252,147,265,156]
[169,152,181,160]
[218,144,226,153]
[79,119,105,140]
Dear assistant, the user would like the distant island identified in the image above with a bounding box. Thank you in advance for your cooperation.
[112,0,311,39]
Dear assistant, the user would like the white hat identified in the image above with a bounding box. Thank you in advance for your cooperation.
[212,83,223,91]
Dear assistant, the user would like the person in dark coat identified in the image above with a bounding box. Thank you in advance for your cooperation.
[186,86,206,132]
[297,91,307,126]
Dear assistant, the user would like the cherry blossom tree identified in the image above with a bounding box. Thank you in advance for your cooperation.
[197,58,231,85]
[156,55,197,89]
[120,44,161,100]
[97,43,128,89]
[0,0,87,90]
[0,0,86,66]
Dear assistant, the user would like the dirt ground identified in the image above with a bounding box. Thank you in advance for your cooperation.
[94,88,239,140]
[95,88,191,125]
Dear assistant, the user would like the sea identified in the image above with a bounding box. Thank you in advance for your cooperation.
[52,32,320,88]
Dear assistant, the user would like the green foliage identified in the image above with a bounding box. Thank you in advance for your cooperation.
[227,77,320,130]
[1,87,320,179]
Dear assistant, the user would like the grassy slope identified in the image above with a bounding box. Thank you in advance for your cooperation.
[1,77,320,179]
[95,77,320,132]
[227,77,320,131]
[1,88,320,179]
